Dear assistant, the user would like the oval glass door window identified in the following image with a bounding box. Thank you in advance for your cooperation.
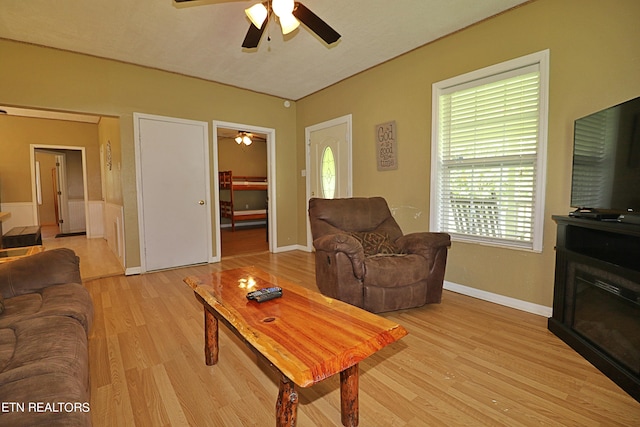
[321,146,336,199]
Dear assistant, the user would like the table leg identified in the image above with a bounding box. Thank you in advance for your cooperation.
[340,364,359,427]
[276,375,298,427]
[204,309,219,365]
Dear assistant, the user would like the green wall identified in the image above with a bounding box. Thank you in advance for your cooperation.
[296,0,640,306]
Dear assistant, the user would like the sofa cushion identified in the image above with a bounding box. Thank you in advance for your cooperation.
[363,254,429,287]
[0,316,89,387]
[0,283,93,333]
[0,248,81,299]
[350,231,400,256]
[0,294,4,314]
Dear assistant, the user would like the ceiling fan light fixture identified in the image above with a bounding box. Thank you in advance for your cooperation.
[279,13,300,35]
[235,132,253,146]
[245,3,268,29]
[272,0,294,18]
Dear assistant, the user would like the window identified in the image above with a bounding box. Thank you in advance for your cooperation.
[430,51,549,251]
[321,146,336,199]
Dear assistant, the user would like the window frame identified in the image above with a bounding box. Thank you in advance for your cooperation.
[430,50,550,252]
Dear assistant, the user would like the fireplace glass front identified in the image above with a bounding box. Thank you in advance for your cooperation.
[573,268,640,376]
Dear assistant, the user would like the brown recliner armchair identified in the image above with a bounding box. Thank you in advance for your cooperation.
[308,197,451,313]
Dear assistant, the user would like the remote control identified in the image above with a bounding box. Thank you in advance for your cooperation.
[246,287,283,303]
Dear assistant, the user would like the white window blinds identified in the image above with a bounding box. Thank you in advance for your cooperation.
[431,52,548,251]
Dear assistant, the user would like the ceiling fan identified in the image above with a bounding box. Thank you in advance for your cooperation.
[175,0,341,49]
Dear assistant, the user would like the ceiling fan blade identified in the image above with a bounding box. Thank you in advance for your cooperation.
[292,2,341,45]
[242,23,266,49]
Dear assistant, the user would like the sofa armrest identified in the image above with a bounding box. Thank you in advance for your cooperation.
[313,233,366,279]
[395,232,451,267]
[0,248,81,298]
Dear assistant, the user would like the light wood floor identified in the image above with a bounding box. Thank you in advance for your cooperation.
[77,244,640,426]
[41,225,124,280]
[221,226,269,258]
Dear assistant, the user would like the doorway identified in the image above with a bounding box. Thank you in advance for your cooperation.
[31,146,88,237]
[213,121,276,259]
[305,114,353,249]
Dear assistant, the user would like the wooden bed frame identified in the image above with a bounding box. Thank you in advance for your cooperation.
[219,171,267,231]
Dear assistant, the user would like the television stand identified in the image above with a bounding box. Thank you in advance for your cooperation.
[549,216,640,402]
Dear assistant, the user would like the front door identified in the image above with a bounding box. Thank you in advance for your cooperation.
[306,115,352,248]
[307,115,352,199]
[135,114,212,272]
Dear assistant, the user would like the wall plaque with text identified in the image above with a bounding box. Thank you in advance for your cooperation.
[376,120,398,171]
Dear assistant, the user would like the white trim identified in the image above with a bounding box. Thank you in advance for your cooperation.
[125,266,142,276]
[444,280,552,317]
[431,49,550,252]
[305,114,353,251]
[273,244,310,253]
[213,120,277,260]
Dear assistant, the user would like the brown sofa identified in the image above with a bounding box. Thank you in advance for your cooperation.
[0,248,93,426]
[309,197,451,313]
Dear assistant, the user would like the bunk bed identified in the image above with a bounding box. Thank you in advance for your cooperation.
[219,170,268,231]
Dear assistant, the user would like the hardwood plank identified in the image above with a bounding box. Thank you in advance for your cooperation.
[84,249,640,426]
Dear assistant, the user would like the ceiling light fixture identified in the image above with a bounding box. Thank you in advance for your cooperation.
[235,132,253,146]
[245,0,300,36]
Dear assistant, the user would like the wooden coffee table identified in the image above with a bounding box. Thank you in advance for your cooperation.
[184,267,408,427]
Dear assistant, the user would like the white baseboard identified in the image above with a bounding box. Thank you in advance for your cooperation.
[125,266,141,276]
[444,280,552,317]
[273,244,309,253]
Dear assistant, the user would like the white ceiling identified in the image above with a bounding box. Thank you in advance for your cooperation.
[0,0,529,101]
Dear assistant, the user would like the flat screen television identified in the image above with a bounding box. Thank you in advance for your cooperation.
[570,95,640,220]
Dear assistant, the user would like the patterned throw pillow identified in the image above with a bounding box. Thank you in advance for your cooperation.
[349,231,400,256]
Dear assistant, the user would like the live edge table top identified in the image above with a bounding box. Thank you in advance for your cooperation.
[184,266,408,388]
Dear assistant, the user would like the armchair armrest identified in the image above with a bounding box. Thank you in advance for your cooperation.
[395,232,451,267]
[0,248,81,298]
[313,233,366,279]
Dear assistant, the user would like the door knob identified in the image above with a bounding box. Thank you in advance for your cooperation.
[198,200,205,205]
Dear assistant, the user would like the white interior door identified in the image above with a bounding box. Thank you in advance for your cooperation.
[306,114,352,247]
[135,114,211,272]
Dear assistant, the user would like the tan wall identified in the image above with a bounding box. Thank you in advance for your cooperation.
[296,0,640,306]
[0,39,298,267]
[218,137,268,176]
[218,136,268,214]
[0,115,101,202]
[98,116,123,205]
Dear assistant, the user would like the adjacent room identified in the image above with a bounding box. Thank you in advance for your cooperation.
[1,0,639,425]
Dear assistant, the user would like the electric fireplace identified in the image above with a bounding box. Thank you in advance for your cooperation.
[549,216,640,402]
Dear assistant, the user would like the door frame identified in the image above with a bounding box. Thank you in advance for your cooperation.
[305,114,353,251]
[134,113,212,272]
[213,120,276,258]
[30,145,89,236]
